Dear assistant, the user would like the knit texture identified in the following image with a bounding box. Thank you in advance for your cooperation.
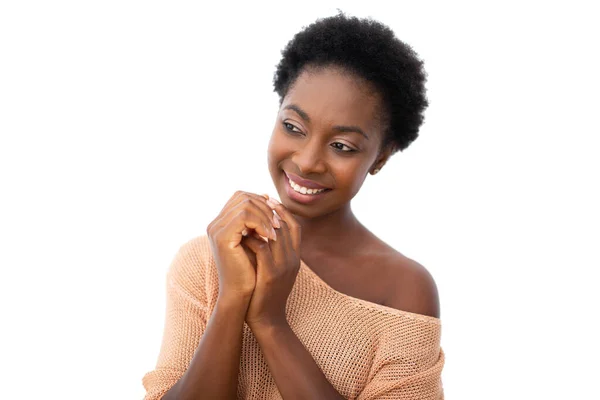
[142,235,444,399]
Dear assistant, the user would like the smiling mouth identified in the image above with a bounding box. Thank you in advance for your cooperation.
[285,173,332,195]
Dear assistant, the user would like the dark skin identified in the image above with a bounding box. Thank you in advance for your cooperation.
[267,65,439,315]
[240,65,440,398]
[162,65,439,400]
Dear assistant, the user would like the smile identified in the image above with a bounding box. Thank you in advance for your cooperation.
[287,176,330,195]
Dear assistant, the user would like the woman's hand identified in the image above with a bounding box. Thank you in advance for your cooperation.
[206,191,281,301]
[241,196,301,329]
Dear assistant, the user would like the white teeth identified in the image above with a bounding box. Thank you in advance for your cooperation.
[288,178,327,195]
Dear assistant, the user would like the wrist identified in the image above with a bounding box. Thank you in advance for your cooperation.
[216,292,252,311]
[248,316,289,333]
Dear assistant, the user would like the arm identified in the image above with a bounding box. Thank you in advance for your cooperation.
[357,348,445,400]
[357,259,444,400]
[352,259,444,399]
[238,201,345,400]
[161,294,252,400]
[250,322,346,400]
[145,191,280,399]
[142,237,253,400]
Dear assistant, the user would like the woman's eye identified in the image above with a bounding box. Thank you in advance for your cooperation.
[332,142,356,153]
[283,122,301,133]
[283,122,355,153]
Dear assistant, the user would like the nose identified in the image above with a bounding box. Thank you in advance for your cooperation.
[291,137,327,176]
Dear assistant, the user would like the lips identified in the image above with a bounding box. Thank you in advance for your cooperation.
[284,171,330,190]
[283,173,330,205]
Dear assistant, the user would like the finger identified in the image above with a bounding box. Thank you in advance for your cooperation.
[214,191,279,230]
[216,202,278,248]
[282,218,294,254]
[265,200,300,252]
[249,227,270,243]
[215,190,247,218]
[240,240,258,268]
[268,216,290,266]
[242,234,275,270]
[250,194,281,229]
[261,194,284,230]
[240,197,280,231]
[225,192,280,229]
[209,191,252,233]
[239,193,281,230]
[216,197,279,239]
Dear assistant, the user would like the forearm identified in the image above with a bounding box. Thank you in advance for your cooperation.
[251,322,345,400]
[162,294,250,400]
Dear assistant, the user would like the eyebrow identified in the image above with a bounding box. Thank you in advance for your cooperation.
[283,104,370,140]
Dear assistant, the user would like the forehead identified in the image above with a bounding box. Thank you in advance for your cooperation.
[282,66,384,133]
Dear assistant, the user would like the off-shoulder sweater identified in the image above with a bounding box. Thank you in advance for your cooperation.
[142,235,444,399]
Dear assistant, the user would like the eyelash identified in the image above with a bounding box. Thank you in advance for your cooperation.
[282,122,357,153]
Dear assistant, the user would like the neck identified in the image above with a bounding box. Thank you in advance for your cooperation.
[292,202,366,257]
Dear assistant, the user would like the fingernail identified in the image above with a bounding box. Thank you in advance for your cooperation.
[271,227,277,241]
[266,199,277,208]
[273,214,281,229]
[242,229,248,236]
[269,197,281,205]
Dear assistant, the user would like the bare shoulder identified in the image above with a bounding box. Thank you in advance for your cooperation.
[381,251,441,319]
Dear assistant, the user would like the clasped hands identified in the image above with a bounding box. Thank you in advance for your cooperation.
[241,194,301,330]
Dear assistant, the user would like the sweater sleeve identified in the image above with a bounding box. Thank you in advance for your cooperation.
[142,237,210,400]
[356,347,445,400]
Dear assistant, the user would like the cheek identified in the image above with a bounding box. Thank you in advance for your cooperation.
[267,130,278,153]
[268,130,293,158]
[267,130,288,169]
[335,164,369,193]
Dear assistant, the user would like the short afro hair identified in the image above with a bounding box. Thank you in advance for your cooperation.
[273,12,429,154]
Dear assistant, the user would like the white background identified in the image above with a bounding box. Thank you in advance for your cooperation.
[1,1,599,399]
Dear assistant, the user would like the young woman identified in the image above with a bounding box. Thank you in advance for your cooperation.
[143,12,444,400]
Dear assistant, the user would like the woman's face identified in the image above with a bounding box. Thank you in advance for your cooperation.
[267,65,391,219]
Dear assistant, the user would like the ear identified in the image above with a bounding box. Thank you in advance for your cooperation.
[370,145,394,175]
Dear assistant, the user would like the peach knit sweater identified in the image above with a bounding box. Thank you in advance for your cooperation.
[142,235,444,399]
